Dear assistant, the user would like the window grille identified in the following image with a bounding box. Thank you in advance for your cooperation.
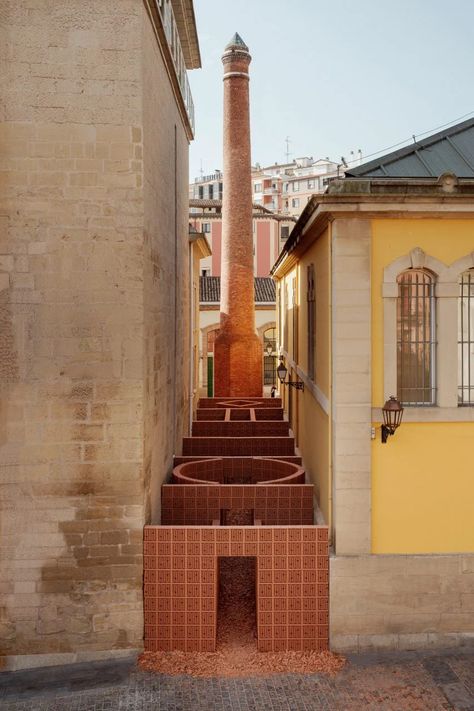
[397,269,436,405]
[458,269,474,405]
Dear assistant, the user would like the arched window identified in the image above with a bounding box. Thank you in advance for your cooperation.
[397,269,436,405]
[263,327,277,386]
[458,269,474,405]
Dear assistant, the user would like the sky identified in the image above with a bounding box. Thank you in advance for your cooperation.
[188,0,474,180]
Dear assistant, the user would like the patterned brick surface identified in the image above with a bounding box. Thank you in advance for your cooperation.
[196,407,284,420]
[143,526,329,653]
[172,457,305,485]
[192,420,290,437]
[161,484,312,525]
[182,436,296,456]
[198,397,282,408]
[173,455,303,467]
[2,650,474,710]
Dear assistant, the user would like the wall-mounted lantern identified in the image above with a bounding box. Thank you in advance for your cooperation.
[265,342,274,356]
[276,357,304,391]
[381,396,404,443]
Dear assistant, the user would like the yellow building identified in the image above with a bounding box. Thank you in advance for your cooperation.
[272,118,474,652]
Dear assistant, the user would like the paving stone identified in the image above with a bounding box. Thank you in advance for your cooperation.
[1,649,473,710]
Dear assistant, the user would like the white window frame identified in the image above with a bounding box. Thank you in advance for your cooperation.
[458,268,474,405]
[381,247,474,421]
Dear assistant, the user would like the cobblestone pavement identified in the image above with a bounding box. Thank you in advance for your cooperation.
[0,648,473,710]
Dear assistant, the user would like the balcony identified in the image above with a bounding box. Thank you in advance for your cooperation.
[155,0,195,133]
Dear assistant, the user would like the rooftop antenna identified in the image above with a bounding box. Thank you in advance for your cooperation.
[199,159,203,179]
[285,136,292,163]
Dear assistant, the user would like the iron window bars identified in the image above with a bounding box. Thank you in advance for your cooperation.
[397,269,436,406]
[458,269,474,406]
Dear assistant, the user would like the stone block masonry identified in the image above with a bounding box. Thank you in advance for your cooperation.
[330,553,474,652]
[0,0,193,669]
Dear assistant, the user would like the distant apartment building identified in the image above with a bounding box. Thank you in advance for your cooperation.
[191,156,341,218]
[278,157,340,216]
[189,171,223,201]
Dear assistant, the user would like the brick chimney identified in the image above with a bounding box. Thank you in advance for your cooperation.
[214,34,263,397]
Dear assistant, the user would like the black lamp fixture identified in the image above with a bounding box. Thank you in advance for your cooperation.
[265,342,274,356]
[381,396,404,443]
[276,357,304,391]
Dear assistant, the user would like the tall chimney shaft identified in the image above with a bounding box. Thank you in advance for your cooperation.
[214,34,262,397]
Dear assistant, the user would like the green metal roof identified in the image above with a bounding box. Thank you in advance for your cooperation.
[225,32,249,51]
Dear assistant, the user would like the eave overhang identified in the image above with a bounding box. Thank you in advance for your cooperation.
[271,177,474,279]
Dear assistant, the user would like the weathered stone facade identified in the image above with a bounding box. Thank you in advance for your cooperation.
[0,0,199,669]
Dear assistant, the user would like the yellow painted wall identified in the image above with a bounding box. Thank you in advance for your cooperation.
[297,229,331,525]
[372,423,474,553]
[276,228,332,526]
[297,230,331,398]
[298,393,331,525]
[372,218,474,406]
[372,218,474,554]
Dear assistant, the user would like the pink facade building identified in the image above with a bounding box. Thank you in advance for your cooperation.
[190,200,295,278]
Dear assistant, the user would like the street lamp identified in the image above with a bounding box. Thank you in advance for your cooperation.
[276,358,304,391]
[381,396,404,443]
[265,342,273,356]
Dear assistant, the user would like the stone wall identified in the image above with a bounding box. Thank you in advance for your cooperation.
[331,219,372,555]
[141,4,191,526]
[0,0,192,669]
[330,554,474,651]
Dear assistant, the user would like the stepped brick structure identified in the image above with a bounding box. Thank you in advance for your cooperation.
[144,397,329,653]
[214,34,263,397]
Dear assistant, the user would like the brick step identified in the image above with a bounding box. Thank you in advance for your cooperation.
[182,436,296,457]
[173,455,303,466]
[196,408,284,421]
[198,397,282,409]
[161,483,314,526]
[192,421,289,437]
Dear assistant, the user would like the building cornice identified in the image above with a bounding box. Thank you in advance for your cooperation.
[271,177,474,278]
[170,0,201,68]
[143,0,197,140]
[189,232,212,258]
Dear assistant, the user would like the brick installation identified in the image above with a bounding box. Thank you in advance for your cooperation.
[143,397,329,654]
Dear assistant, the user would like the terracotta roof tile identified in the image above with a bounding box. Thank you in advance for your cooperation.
[200,276,275,303]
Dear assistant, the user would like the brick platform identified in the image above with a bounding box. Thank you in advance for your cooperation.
[143,526,329,652]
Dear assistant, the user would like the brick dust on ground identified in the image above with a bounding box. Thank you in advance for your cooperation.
[138,556,345,678]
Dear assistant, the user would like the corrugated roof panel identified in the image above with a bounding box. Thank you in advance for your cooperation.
[347,117,474,178]
[451,133,474,169]
[381,154,431,177]
[422,141,473,176]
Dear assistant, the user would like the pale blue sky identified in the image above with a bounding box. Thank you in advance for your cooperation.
[188,0,474,179]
